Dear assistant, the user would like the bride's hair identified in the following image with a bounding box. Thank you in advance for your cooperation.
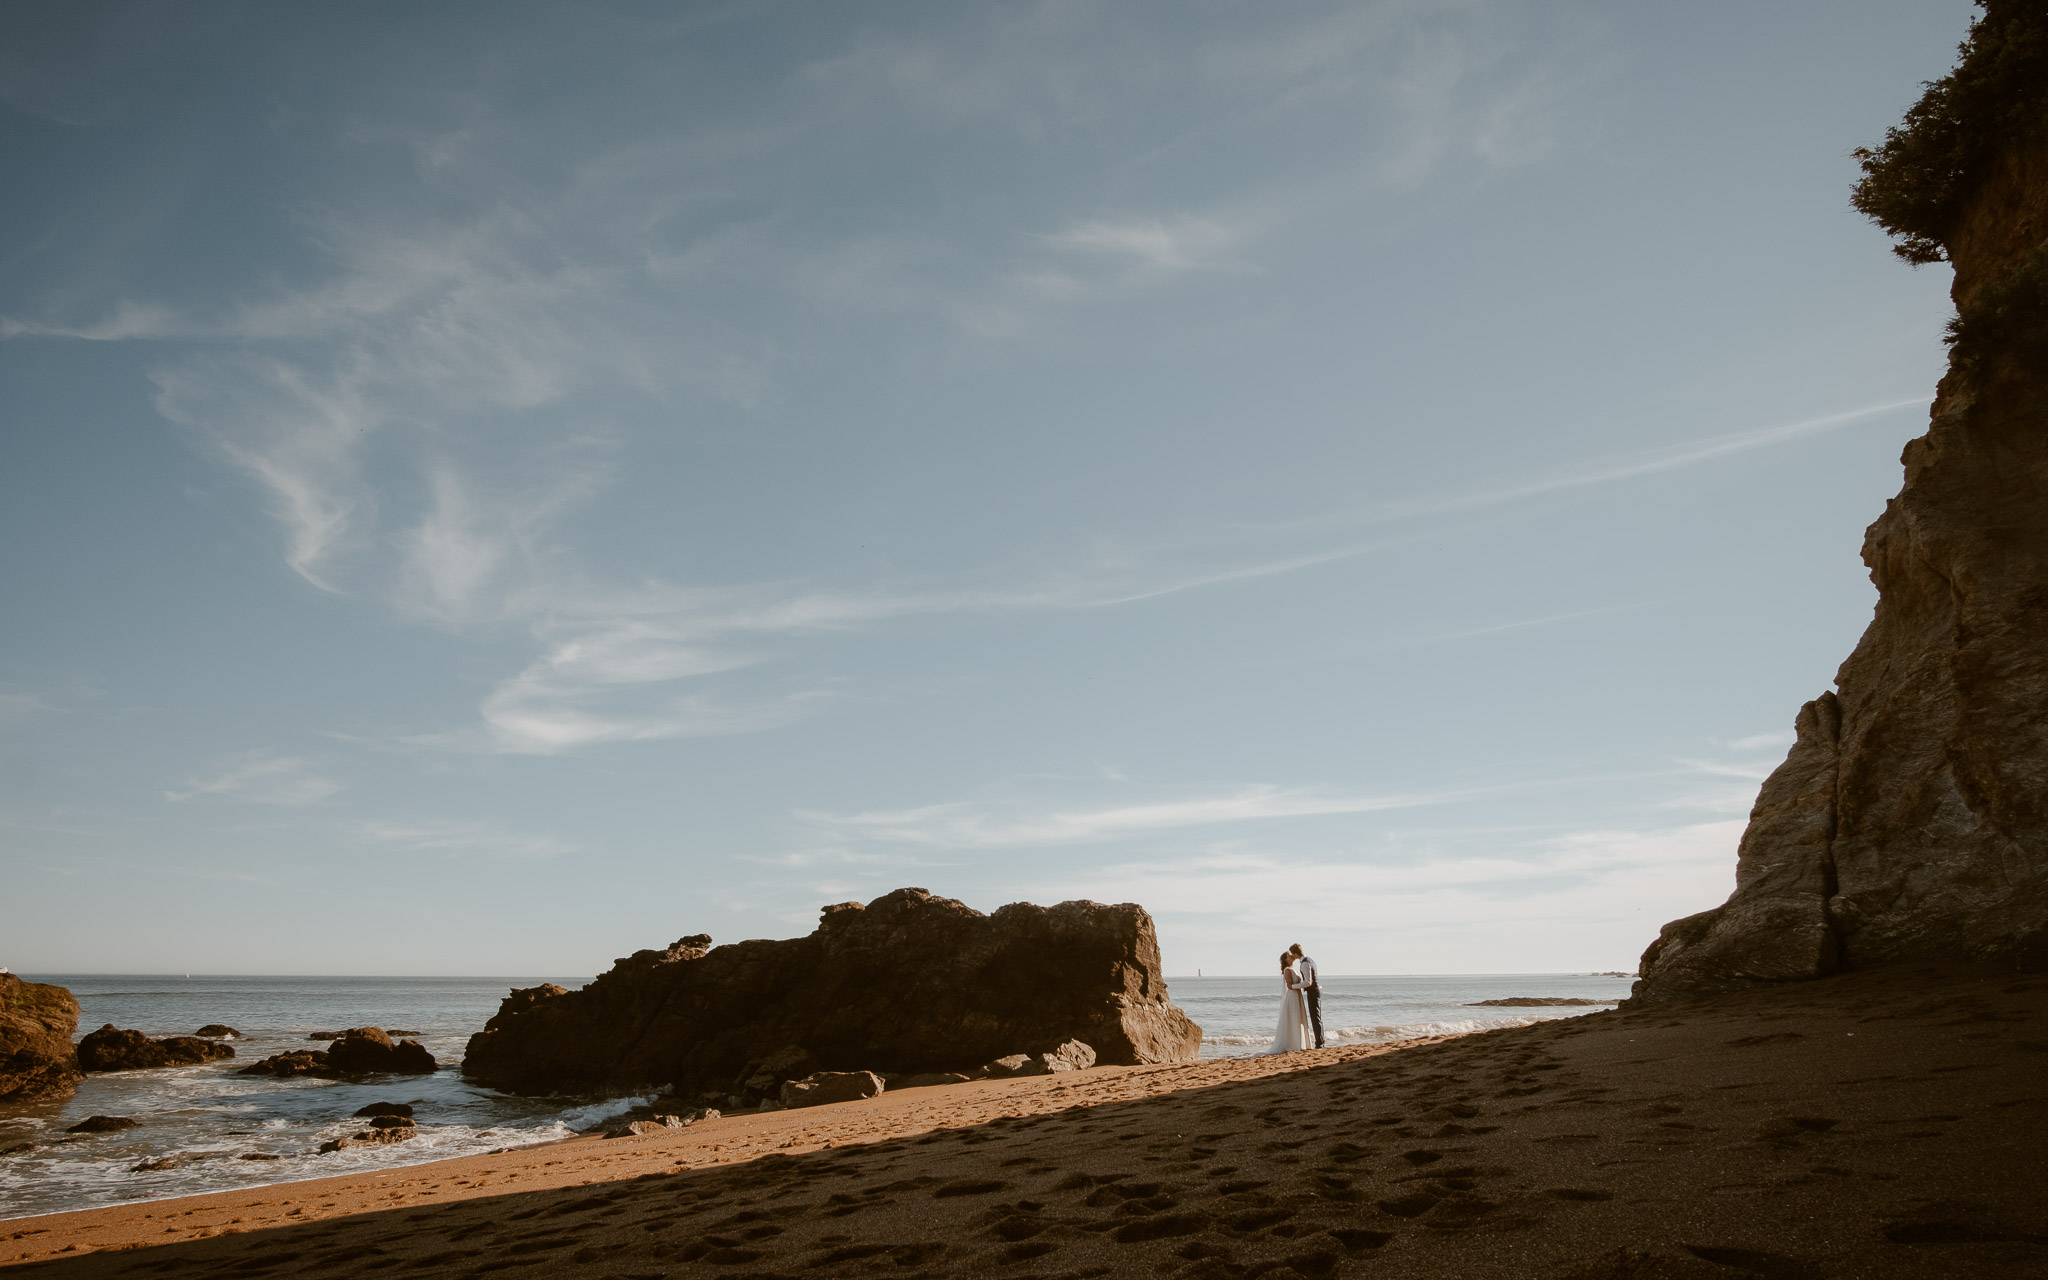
[1278,952,1291,970]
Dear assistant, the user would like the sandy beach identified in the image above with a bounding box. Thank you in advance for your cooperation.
[4,961,2041,1279]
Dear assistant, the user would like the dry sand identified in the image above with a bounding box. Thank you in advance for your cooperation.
[4,963,2043,1278]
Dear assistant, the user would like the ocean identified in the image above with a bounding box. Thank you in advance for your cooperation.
[1,970,1634,1221]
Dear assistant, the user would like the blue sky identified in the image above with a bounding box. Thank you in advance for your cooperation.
[2,1,1966,976]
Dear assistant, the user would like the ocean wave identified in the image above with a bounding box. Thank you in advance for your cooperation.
[1202,1015,1547,1050]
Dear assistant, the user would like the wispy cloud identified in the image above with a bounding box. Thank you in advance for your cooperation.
[1040,216,1235,271]
[1427,603,1635,643]
[1727,730,1795,752]
[356,818,575,860]
[0,4,1920,763]
[0,689,58,724]
[166,752,342,806]
[804,779,1542,850]
[1340,397,1930,531]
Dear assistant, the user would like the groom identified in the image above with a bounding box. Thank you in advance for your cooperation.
[1289,943,1323,1048]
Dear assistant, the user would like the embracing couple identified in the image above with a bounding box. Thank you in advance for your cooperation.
[1265,942,1323,1054]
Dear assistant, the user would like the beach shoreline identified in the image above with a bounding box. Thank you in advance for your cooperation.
[7,961,2042,1277]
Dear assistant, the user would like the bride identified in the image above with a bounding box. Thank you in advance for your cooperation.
[1264,950,1313,1054]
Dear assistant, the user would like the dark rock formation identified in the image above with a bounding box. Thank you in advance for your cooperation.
[77,1025,234,1072]
[324,1027,435,1074]
[194,1025,240,1038]
[0,972,80,1101]
[463,889,1202,1098]
[239,1050,332,1078]
[1634,12,2048,1003]
[353,1101,414,1118]
[367,1114,415,1130]
[780,1070,884,1109]
[240,1028,434,1078]
[65,1115,137,1134]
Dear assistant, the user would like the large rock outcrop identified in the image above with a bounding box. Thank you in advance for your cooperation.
[0,973,81,1102]
[1633,7,2048,1003]
[463,888,1202,1097]
[77,1025,236,1071]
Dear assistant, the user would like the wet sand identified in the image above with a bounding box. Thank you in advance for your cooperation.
[4,962,2043,1278]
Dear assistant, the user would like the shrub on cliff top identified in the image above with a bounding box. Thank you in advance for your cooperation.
[1851,0,2048,264]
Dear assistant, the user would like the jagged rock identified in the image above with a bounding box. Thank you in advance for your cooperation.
[980,1038,1097,1079]
[367,1115,415,1130]
[324,1028,436,1075]
[0,972,81,1102]
[1041,1038,1096,1072]
[891,1072,972,1090]
[353,1101,414,1118]
[194,1025,239,1038]
[77,1025,235,1072]
[780,1070,884,1109]
[598,1106,718,1138]
[65,1115,137,1133]
[462,889,1201,1097]
[1634,21,2048,1004]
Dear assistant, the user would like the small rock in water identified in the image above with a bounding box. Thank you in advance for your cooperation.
[65,1115,138,1134]
[1464,997,1616,1007]
[1,1143,35,1156]
[132,1151,227,1172]
[324,1028,437,1075]
[319,1126,416,1153]
[307,1031,342,1040]
[239,1050,334,1078]
[383,1030,424,1037]
[238,1152,283,1161]
[194,1024,240,1038]
[353,1101,415,1118]
[367,1115,415,1130]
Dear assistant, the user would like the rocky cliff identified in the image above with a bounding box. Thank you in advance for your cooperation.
[463,888,1203,1097]
[1633,4,2048,1003]
[0,972,81,1102]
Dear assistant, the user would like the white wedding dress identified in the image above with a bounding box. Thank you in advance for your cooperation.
[1265,962,1313,1054]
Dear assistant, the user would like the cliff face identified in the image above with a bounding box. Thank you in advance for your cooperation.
[1633,41,2048,1002]
[0,973,81,1102]
[462,888,1203,1097]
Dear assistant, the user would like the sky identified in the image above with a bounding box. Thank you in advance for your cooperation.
[0,1,1971,977]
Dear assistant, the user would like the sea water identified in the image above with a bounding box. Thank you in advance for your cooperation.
[1173,971,1636,1056]
[0,970,1633,1220]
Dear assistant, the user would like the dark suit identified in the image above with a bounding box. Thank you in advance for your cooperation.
[1299,956,1323,1048]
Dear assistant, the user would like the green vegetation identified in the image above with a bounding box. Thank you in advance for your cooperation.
[1947,241,2048,367]
[1851,1,2048,264]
